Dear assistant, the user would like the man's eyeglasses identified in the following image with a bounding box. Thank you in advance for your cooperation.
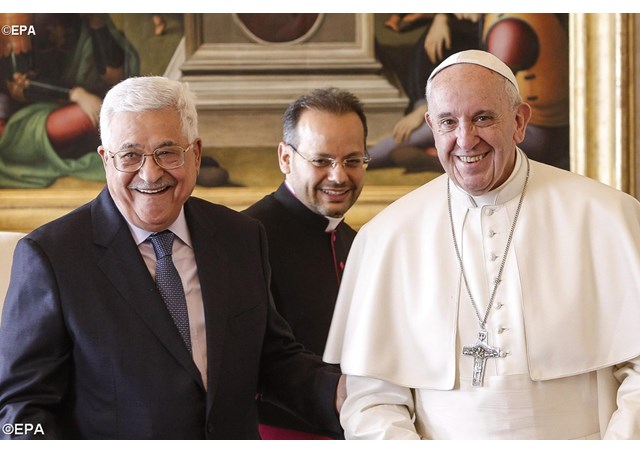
[107,142,195,173]
[287,143,370,170]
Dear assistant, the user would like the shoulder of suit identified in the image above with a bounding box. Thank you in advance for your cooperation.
[27,198,94,243]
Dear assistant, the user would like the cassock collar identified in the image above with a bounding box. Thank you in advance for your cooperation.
[278,181,344,233]
[450,148,528,208]
[324,216,343,233]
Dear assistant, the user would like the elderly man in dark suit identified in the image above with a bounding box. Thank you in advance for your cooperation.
[0,76,343,439]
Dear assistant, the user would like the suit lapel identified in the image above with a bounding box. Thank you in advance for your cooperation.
[184,199,230,405]
[92,188,204,388]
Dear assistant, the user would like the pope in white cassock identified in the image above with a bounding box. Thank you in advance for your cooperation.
[323,50,640,439]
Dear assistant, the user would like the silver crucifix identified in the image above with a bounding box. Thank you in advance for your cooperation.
[462,330,501,387]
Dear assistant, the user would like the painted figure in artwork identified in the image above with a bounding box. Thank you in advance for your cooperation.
[0,13,139,188]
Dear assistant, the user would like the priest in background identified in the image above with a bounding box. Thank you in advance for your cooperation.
[245,87,369,439]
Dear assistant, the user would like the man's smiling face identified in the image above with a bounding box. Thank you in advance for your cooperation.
[98,109,201,232]
[426,64,530,195]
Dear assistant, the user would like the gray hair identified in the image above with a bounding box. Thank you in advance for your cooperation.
[99,76,198,147]
[282,87,368,147]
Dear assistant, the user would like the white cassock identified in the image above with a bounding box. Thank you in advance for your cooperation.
[324,149,640,439]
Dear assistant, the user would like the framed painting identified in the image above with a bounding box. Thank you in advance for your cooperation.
[0,13,636,233]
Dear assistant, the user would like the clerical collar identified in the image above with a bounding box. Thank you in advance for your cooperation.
[283,180,344,233]
[450,148,528,208]
[324,216,343,233]
[120,206,193,248]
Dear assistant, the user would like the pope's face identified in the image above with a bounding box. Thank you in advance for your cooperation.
[426,64,531,196]
[278,109,367,218]
[98,109,202,232]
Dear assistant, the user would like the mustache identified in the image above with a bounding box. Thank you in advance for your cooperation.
[128,180,174,191]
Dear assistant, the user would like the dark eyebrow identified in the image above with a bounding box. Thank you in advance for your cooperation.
[310,151,365,159]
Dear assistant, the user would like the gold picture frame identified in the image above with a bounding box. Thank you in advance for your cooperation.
[0,13,637,233]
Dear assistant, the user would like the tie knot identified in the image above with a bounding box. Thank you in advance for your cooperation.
[149,230,175,259]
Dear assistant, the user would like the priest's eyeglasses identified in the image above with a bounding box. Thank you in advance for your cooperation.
[107,142,195,173]
[287,143,370,170]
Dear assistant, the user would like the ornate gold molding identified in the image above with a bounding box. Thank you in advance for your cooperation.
[570,13,636,196]
[2,13,638,234]
[0,185,415,233]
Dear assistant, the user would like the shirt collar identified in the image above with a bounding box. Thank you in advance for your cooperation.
[122,207,193,248]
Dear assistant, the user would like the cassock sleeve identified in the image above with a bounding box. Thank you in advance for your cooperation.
[255,222,342,434]
[603,356,640,439]
[340,375,420,439]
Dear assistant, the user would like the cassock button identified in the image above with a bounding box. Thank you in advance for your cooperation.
[485,208,495,216]
[489,253,498,261]
[495,302,504,309]
[500,351,511,358]
[497,326,509,334]
[488,230,496,238]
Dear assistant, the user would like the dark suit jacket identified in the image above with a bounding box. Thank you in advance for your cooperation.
[0,187,340,439]
[244,183,356,438]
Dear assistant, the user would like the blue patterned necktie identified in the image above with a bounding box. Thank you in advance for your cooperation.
[149,230,192,354]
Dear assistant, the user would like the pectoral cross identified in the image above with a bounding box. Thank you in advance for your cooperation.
[462,330,501,387]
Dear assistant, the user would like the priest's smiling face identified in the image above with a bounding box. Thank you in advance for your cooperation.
[278,109,367,218]
[425,64,531,196]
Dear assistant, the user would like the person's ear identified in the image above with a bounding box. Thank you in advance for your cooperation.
[277,142,292,175]
[514,102,532,144]
[191,138,203,170]
[97,145,109,169]
[425,111,435,132]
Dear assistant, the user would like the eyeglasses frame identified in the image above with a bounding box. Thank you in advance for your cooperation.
[107,142,195,173]
[286,143,371,170]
